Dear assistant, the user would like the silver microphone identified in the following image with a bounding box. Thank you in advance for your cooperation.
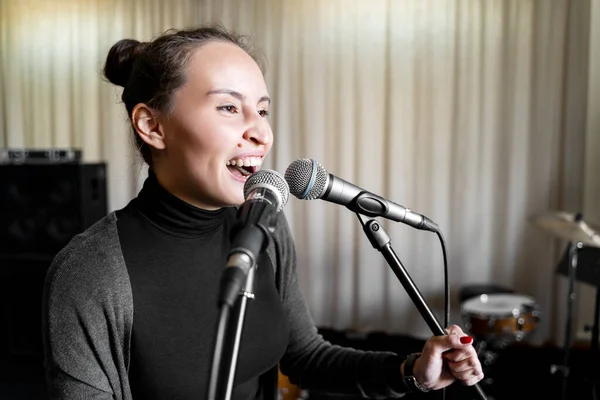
[219,169,289,307]
[284,158,438,232]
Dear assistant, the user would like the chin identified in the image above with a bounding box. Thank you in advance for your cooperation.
[225,181,246,205]
[223,193,245,207]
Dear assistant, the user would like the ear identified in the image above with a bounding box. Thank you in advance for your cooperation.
[132,104,166,150]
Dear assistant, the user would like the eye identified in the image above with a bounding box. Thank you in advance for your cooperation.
[258,109,270,117]
[217,105,238,114]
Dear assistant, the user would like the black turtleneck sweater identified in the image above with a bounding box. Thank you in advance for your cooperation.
[116,173,289,400]
[42,172,410,400]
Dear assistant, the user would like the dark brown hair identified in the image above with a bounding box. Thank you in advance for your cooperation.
[103,25,265,164]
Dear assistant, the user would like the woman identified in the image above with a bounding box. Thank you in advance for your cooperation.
[42,25,483,400]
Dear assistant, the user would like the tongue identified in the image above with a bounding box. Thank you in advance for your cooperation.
[228,165,247,177]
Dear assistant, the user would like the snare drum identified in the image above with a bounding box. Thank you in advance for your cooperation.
[461,293,540,343]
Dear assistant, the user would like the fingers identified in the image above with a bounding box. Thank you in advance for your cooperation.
[443,336,477,361]
[442,325,484,386]
[445,324,465,336]
[445,356,484,386]
[423,325,474,357]
[445,325,475,348]
[416,325,484,388]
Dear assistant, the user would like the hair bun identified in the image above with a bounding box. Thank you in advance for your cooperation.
[103,39,147,87]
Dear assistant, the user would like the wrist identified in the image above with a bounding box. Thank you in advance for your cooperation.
[402,353,430,393]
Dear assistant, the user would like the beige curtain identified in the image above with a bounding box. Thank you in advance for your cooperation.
[1,0,595,346]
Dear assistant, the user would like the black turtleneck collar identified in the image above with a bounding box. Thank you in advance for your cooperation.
[132,170,232,237]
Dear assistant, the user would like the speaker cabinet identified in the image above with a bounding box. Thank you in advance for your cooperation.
[0,163,108,258]
[0,163,108,386]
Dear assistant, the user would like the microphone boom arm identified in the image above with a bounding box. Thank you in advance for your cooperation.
[355,213,487,400]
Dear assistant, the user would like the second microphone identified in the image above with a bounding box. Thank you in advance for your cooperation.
[284,158,439,233]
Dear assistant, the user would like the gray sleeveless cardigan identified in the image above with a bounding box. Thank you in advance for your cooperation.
[42,211,406,399]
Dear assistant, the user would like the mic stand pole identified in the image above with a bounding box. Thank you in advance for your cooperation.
[355,213,488,400]
[208,265,256,400]
[223,266,256,400]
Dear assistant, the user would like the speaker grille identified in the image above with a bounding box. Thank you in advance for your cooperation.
[0,164,107,257]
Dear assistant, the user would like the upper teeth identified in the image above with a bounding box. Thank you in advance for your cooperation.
[226,157,261,167]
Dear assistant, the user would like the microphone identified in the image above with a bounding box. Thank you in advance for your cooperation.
[284,158,438,232]
[218,169,290,307]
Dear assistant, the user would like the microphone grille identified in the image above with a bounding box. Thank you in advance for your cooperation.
[284,158,328,200]
[243,169,290,212]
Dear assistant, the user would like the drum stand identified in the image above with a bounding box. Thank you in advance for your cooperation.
[550,241,581,400]
[552,241,600,400]
[531,211,600,400]
[473,340,500,392]
[589,284,600,400]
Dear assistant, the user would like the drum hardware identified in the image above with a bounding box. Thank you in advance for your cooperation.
[530,211,600,249]
[531,211,600,400]
[554,242,600,400]
[461,293,541,348]
[278,368,308,400]
[473,340,499,367]
[459,287,541,400]
[549,239,582,400]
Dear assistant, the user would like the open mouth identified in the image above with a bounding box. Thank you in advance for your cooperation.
[226,157,261,177]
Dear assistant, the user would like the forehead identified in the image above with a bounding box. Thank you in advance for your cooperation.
[184,41,267,95]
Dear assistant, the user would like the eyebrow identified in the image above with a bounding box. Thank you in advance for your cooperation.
[207,89,271,104]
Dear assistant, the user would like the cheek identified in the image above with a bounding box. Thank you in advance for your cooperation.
[169,119,221,156]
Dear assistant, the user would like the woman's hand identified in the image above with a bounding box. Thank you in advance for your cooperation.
[409,324,484,391]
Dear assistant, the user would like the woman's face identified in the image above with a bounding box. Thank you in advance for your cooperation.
[153,40,272,209]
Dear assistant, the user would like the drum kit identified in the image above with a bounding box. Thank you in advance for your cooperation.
[459,211,600,400]
[461,292,540,346]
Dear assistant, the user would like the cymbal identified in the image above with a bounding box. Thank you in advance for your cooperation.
[530,211,600,248]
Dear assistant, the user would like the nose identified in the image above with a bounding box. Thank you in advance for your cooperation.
[243,116,271,147]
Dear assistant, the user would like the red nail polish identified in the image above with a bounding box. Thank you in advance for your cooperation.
[460,336,473,344]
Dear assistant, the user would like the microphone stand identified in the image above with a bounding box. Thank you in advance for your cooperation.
[207,263,257,400]
[355,213,488,400]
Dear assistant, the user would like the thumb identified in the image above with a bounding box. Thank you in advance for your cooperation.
[445,324,474,349]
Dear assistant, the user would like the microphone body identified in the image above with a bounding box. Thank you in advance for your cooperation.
[284,158,438,232]
[218,169,289,307]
